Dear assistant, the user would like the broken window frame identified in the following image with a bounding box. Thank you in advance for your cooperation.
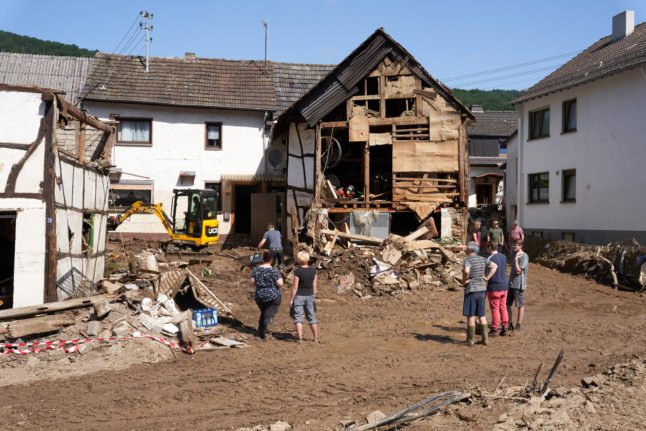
[205,122,223,150]
[528,172,549,203]
[82,213,94,255]
[562,99,577,134]
[561,169,576,203]
[528,108,550,140]
[115,117,152,146]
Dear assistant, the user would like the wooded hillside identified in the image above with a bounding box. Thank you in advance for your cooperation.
[0,30,97,57]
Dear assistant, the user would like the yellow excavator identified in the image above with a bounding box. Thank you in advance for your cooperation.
[109,188,219,250]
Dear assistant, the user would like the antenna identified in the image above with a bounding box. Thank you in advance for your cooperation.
[140,10,154,72]
[262,20,268,70]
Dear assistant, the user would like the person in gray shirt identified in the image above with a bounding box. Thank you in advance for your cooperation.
[507,240,529,332]
[257,223,283,268]
[462,241,489,346]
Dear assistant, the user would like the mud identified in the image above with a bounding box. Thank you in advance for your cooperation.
[1,242,645,430]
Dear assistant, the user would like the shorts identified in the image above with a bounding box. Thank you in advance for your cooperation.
[292,295,317,324]
[506,288,525,307]
[463,291,486,317]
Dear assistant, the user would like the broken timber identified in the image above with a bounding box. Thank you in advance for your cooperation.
[320,229,383,245]
[186,269,239,321]
[0,294,117,321]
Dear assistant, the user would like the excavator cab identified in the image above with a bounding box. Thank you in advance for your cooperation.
[171,189,219,246]
[109,188,219,249]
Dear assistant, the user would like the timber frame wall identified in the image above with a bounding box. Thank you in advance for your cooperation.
[0,85,115,307]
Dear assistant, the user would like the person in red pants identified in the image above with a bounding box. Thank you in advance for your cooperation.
[484,242,509,336]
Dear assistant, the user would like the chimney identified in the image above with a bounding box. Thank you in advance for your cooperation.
[470,104,484,113]
[612,10,635,41]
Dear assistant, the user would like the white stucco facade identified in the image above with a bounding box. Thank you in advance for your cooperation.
[504,133,519,225]
[84,102,285,236]
[514,67,646,243]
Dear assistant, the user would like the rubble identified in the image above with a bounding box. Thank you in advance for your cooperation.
[524,238,646,290]
[0,248,242,360]
[314,225,465,296]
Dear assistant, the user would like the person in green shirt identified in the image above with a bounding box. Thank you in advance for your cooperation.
[488,220,504,252]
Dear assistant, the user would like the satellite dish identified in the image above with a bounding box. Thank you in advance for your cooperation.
[268,149,283,167]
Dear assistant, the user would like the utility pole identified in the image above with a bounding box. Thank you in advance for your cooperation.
[140,10,154,72]
[262,20,268,72]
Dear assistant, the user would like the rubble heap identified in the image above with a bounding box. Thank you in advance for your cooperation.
[524,238,646,290]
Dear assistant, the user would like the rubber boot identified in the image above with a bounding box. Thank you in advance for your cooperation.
[466,326,475,347]
[480,324,489,346]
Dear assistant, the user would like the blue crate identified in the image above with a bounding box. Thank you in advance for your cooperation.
[193,308,218,328]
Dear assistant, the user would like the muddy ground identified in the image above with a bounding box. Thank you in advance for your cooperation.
[1,240,646,430]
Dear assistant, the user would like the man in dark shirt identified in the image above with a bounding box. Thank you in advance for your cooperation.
[463,241,489,346]
[257,223,283,268]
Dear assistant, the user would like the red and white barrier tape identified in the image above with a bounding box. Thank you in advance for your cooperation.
[0,331,194,356]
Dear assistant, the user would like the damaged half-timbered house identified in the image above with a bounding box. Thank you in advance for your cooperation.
[0,84,116,308]
[274,29,474,244]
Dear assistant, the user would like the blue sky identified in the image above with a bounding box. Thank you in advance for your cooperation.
[1,0,644,90]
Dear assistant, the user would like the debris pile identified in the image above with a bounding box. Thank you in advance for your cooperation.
[525,238,646,290]
[314,225,466,296]
[0,249,245,359]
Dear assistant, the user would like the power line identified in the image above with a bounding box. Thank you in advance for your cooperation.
[119,25,142,55]
[451,63,563,87]
[113,13,140,53]
[127,38,144,56]
[441,48,583,82]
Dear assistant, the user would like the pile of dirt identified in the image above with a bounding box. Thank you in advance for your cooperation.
[525,238,646,290]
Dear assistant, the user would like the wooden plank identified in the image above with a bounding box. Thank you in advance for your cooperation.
[392,140,458,173]
[320,229,383,244]
[364,143,370,205]
[320,121,348,129]
[404,226,430,241]
[0,294,117,321]
[186,270,238,321]
[8,314,75,338]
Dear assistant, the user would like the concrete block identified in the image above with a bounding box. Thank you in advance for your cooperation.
[87,320,101,337]
[112,321,130,336]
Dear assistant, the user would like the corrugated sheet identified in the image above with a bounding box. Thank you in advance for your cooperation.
[287,28,473,128]
[0,53,93,103]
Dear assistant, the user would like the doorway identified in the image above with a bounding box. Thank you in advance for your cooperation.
[233,184,256,233]
[0,212,16,309]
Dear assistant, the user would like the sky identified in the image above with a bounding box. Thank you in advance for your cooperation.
[1,0,645,90]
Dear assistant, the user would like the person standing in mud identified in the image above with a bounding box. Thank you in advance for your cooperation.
[484,242,509,336]
[507,240,529,332]
[462,241,489,346]
[251,251,284,340]
[289,251,320,343]
[258,223,284,269]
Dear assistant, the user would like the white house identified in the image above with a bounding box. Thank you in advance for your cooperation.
[81,53,330,241]
[466,107,517,208]
[0,84,115,308]
[511,10,646,244]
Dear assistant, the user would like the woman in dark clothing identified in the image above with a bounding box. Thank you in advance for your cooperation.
[289,251,319,343]
[251,251,284,339]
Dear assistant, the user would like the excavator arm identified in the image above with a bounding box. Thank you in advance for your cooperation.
[108,201,175,236]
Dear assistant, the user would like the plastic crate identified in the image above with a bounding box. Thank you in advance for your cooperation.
[193,308,218,328]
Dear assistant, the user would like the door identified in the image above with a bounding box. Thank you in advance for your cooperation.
[250,193,284,241]
[0,212,16,309]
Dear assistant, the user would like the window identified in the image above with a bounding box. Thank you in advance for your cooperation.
[204,182,221,211]
[109,182,153,209]
[116,118,152,145]
[205,123,222,150]
[528,172,549,203]
[562,99,577,133]
[529,108,550,139]
[562,169,576,202]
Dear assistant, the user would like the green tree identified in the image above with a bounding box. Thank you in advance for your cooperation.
[0,30,97,57]
[452,88,522,111]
